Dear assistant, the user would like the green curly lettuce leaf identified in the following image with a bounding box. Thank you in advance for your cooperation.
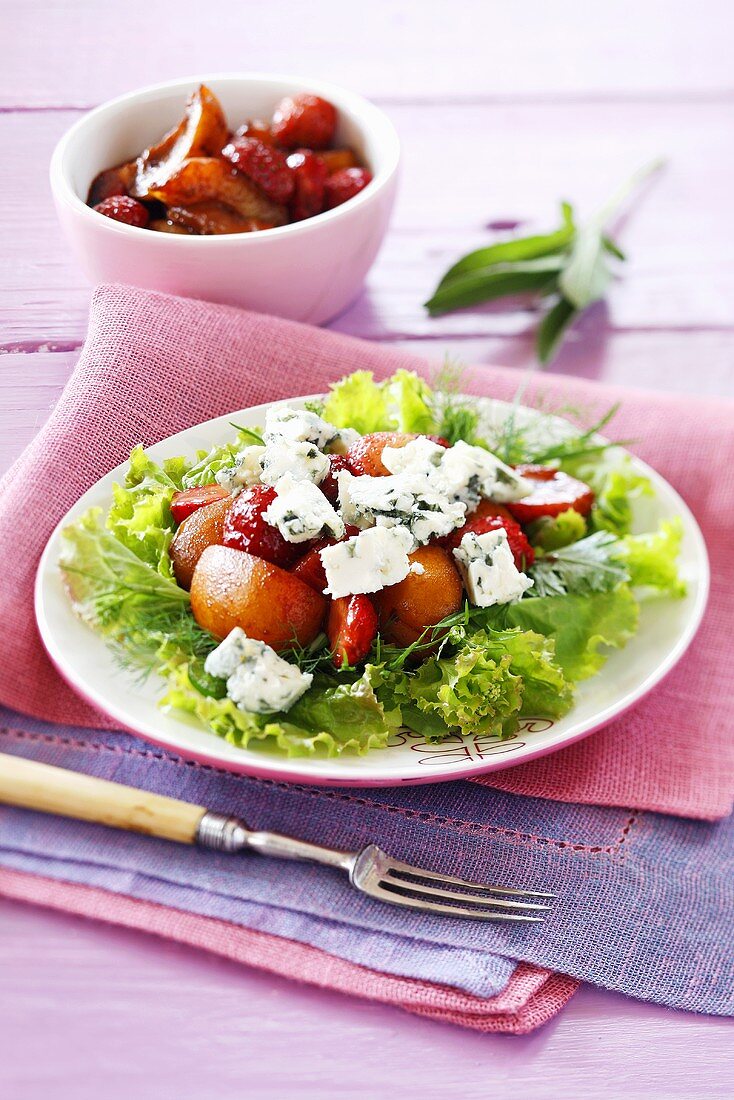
[106,445,183,579]
[616,518,686,598]
[493,586,639,682]
[181,426,264,489]
[385,369,437,434]
[163,664,400,757]
[379,625,572,741]
[398,642,524,740]
[322,369,439,435]
[322,370,395,434]
[59,507,207,674]
[563,452,653,536]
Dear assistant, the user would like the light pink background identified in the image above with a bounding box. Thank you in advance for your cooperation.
[2,2,733,1096]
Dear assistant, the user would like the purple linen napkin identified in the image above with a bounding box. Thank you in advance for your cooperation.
[1,708,732,1016]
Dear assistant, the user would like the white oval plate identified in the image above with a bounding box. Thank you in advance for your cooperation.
[35,396,710,788]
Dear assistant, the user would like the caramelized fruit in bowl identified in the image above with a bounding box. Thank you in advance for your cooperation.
[87,84,373,235]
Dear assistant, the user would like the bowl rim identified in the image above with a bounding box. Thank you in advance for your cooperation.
[50,71,401,243]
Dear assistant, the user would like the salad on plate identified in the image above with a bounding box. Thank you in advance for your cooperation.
[59,369,686,758]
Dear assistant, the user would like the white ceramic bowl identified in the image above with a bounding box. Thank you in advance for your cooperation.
[50,73,400,325]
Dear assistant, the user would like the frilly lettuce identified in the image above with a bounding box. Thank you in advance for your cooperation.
[181,426,264,489]
[163,664,400,757]
[498,586,639,682]
[377,625,573,741]
[323,369,438,435]
[617,518,686,598]
[563,451,653,536]
[107,445,181,579]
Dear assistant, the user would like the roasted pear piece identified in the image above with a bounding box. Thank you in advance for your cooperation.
[145,158,287,225]
[166,201,273,235]
[148,218,192,234]
[132,84,228,198]
[373,545,463,647]
[190,545,327,648]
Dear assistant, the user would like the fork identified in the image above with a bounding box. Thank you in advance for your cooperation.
[0,752,553,922]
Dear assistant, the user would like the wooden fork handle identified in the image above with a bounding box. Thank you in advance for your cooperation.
[0,752,207,844]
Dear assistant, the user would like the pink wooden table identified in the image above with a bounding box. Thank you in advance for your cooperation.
[2,3,732,1095]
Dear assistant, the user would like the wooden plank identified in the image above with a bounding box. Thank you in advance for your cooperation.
[2,900,733,1100]
[2,0,733,107]
[2,99,734,350]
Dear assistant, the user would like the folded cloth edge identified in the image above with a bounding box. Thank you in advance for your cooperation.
[0,866,578,1034]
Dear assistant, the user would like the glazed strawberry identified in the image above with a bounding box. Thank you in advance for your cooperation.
[170,484,230,525]
[223,485,302,568]
[222,137,295,204]
[324,168,373,209]
[271,93,337,150]
[328,594,379,668]
[443,514,535,570]
[320,454,349,504]
[93,195,150,228]
[287,150,327,221]
[507,466,594,524]
[291,525,360,593]
[232,119,276,146]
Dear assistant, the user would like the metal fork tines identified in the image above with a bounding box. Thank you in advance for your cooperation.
[197,814,555,924]
[354,846,553,923]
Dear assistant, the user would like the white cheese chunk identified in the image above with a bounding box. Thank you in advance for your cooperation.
[204,627,313,714]
[320,526,415,598]
[263,473,344,543]
[260,438,329,486]
[215,445,265,493]
[438,441,532,505]
[452,529,534,607]
[264,404,352,454]
[381,436,445,476]
[337,469,466,546]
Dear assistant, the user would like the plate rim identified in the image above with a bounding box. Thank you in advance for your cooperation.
[34,394,711,788]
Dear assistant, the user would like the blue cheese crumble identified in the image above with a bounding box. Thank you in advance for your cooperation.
[204,628,313,714]
[381,436,445,475]
[452,529,533,607]
[439,441,532,505]
[263,473,344,543]
[337,470,466,547]
[260,438,329,486]
[320,526,415,598]
[215,445,265,493]
[264,404,358,454]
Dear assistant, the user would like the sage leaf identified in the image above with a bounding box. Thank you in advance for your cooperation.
[426,257,563,316]
[536,297,578,364]
[436,227,573,290]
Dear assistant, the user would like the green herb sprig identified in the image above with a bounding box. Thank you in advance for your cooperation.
[425,160,664,364]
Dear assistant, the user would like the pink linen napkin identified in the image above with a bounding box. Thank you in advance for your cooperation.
[0,867,578,1034]
[0,284,732,820]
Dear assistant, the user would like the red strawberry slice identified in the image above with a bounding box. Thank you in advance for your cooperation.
[328,594,378,668]
[287,149,327,220]
[223,484,302,568]
[170,484,230,525]
[507,466,594,523]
